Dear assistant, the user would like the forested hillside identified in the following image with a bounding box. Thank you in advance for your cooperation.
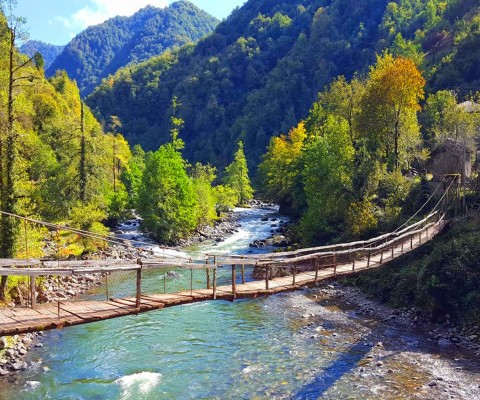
[87,0,480,170]
[47,1,219,96]
[19,40,64,69]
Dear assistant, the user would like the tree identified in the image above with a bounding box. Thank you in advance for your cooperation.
[137,145,197,242]
[191,163,217,227]
[357,54,426,171]
[258,122,306,214]
[0,0,36,300]
[300,115,355,243]
[223,141,253,205]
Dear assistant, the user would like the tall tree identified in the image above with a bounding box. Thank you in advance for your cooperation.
[223,141,254,205]
[0,0,36,300]
[358,54,426,170]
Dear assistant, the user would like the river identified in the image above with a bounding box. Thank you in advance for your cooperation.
[1,206,479,399]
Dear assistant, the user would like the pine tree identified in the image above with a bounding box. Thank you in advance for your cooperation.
[223,141,254,205]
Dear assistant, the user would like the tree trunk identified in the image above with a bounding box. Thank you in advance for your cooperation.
[79,102,87,202]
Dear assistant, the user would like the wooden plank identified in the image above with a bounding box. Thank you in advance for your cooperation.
[0,259,42,267]
[141,262,217,270]
[43,259,138,268]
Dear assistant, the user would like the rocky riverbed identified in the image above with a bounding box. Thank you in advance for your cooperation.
[313,282,480,357]
[288,283,480,399]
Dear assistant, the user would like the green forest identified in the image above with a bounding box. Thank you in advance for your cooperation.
[47,1,219,96]
[87,0,480,170]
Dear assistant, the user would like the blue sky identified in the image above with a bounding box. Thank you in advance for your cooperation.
[13,0,246,45]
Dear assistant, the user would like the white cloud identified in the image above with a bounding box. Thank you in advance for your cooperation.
[56,0,169,31]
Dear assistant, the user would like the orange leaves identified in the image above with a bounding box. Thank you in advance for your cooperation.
[370,54,425,113]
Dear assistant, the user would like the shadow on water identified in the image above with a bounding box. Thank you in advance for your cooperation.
[292,334,376,400]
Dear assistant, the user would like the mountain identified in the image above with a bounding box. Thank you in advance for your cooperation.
[86,0,480,170]
[19,40,64,69]
[47,1,219,96]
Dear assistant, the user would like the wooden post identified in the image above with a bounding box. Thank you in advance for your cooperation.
[367,251,371,268]
[30,276,36,309]
[333,253,337,276]
[231,265,236,299]
[410,235,413,249]
[206,259,210,290]
[163,268,166,294]
[352,255,355,272]
[190,269,193,295]
[57,301,60,319]
[380,249,383,265]
[391,243,394,258]
[419,231,422,245]
[315,258,319,281]
[265,266,269,290]
[136,266,142,309]
[292,264,296,286]
[426,227,429,239]
[105,273,109,301]
[241,257,245,285]
[213,268,217,300]
[401,241,404,254]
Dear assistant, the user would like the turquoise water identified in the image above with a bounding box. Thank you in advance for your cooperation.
[2,207,479,399]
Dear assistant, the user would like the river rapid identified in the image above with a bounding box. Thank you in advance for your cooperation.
[1,206,479,399]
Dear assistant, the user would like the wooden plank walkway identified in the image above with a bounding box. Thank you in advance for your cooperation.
[0,221,442,336]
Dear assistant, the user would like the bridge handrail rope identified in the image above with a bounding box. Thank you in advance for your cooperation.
[255,219,441,267]
[0,210,192,262]
[208,175,457,264]
[207,211,438,264]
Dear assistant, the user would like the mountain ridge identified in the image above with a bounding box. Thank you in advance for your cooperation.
[47,1,219,96]
[19,40,64,69]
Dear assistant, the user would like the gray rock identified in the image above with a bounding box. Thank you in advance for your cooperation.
[5,349,15,358]
[438,338,451,347]
[428,380,437,387]
[0,368,9,376]
[0,337,7,350]
[11,361,27,371]
[18,348,28,356]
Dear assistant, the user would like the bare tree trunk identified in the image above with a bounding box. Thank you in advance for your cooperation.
[79,102,87,202]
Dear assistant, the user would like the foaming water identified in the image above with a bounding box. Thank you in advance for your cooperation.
[115,372,162,400]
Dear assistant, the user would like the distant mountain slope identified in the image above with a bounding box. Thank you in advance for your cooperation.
[87,0,480,170]
[47,1,218,96]
[19,40,64,69]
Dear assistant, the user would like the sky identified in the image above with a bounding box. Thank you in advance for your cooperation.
[12,0,246,46]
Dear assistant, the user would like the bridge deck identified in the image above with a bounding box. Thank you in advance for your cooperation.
[0,224,437,336]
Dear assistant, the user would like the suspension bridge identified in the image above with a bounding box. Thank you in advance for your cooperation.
[0,176,461,336]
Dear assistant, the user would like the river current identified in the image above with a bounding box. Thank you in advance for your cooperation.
[1,207,479,399]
